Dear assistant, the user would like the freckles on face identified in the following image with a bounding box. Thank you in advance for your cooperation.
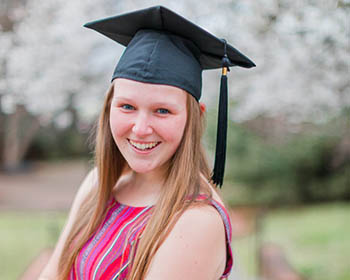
[108,78,187,173]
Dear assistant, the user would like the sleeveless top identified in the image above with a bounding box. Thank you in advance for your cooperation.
[69,194,233,280]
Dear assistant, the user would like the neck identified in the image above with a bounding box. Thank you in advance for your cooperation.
[116,164,168,206]
[130,167,166,192]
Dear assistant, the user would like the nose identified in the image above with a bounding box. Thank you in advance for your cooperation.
[132,113,153,137]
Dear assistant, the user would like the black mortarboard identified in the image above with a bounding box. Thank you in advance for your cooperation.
[84,5,255,187]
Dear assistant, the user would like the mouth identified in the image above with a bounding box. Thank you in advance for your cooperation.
[127,139,161,152]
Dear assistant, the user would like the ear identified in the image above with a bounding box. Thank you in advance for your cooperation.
[199,102,206,116]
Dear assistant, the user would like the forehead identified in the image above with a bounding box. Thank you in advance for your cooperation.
[113,78,187,104]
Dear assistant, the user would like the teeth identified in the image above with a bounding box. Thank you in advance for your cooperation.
[129,140,158,150]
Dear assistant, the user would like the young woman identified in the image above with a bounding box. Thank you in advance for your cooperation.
[39,5,255,280]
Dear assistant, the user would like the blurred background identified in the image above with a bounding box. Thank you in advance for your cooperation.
[0,0,349,279]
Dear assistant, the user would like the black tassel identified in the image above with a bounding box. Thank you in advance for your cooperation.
[211,40,230,187]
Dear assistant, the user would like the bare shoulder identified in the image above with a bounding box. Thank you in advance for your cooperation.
[38,167,98,279]
[145,204,226,280]
[179,203,225,230]
[172,204,227,255]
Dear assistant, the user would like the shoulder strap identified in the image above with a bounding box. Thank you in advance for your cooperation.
[195,194,233,279]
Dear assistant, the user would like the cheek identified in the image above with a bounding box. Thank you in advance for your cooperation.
[109,110,130,140]
[157,115,187,145]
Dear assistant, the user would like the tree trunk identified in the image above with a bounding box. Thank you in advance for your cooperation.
[2,104,39,172]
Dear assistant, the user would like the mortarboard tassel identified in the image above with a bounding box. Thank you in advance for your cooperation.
[212,40,231,188]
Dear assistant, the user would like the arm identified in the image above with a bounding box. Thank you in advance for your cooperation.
[38,168,98,279]
[145,205,227,280]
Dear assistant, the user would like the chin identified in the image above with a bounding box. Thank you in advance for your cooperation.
[127,162,158,174]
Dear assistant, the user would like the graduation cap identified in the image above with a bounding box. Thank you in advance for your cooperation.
[84,5,255,187]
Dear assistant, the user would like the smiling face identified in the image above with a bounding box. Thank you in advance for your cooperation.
[110,78,188,175]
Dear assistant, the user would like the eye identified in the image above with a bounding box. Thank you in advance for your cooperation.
[121,104,135,110]
[156,108,170,114]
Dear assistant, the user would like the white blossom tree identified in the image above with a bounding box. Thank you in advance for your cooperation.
[1,0,348,170]
[228,0,350,124]
[0,0,119,170]
[115,0,349,123]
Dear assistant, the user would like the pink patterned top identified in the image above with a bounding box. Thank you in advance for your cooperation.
[69,194,233,279]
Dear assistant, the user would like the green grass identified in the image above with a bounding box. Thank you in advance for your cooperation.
[264,203,350,280]
[0,203,349,280]
[0,212,67,280]
[232,203,350,280]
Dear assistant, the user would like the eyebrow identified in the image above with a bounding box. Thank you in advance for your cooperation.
[113,97,135,103]
[152,102,181,109]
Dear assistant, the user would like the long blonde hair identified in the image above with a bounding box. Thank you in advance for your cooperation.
[58,81,218,279]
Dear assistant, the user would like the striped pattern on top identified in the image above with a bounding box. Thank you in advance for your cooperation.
[69,195,233,280]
